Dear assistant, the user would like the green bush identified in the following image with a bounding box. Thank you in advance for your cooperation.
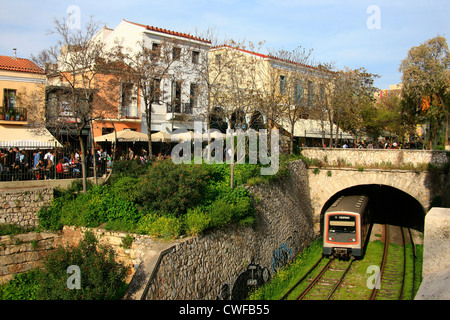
[183,208,211,236]
[134,160,210,217]
[207,199,234,228]
[36,231,128,300]
[0,268,42,300]
[37,158,258,239]
[138,213,182,239]
[38,194,71,230]
[0,232,128,300]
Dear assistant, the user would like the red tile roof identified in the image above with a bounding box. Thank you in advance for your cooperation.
[0,55,45,74]
[211,45,332,72]
[123,19,211,44]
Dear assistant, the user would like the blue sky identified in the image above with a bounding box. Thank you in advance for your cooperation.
[0,0,448,89]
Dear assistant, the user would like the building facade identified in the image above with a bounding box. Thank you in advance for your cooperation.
[92,19,211,138]
[0,55,46,126]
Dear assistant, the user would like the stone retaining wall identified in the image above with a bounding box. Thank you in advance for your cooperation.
[60,226,164,284]
[0,226,159,285]
[0,188,53,228]
[0,231,62,283]
[301,148,448,168]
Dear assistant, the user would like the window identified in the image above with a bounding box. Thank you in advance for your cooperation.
[121,83,133,108]
[294,80,303,105]
[151,78,161,104]
[169,80,182,113]
[152,43,161,57]
[320,84,325,100]
[188,83,198,113]
[279,75,286,95]
[3,89,16,109]
[192,51,200,64]
[172,47,181,61]
[121,83,137,117]
[215,54,222,67]
[328,215,356,234]
[307,81,314,107]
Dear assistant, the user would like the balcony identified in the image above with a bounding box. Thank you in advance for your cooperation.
[120,106,140,120]
[0,107,28,125]
[166,103,193,121]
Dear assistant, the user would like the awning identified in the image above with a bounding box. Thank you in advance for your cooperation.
[0,125,62,149]
[151,131,172,142]
[94,129,149,142]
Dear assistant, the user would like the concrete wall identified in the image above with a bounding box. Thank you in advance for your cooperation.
[416,207,450,300]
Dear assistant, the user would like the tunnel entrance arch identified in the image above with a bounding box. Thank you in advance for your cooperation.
[319,184,426,235]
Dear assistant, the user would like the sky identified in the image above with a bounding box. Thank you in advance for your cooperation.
[0,0,448,90]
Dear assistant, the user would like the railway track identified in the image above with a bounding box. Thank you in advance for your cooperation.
[279,224,418,300]
[280,256,354,300]
[370,224,417,300]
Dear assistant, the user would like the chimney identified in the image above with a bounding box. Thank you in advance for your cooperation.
[13,48,17,59]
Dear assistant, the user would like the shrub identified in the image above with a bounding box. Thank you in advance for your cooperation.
[183,208,211,236]
[134,160,210,217]
[0,224,32,236]
[0,268,42,300]
[207,199,234,228]
[36,231,128,300]
[38,193,72,230]
[138,213,182,239]
[0,232,128,300]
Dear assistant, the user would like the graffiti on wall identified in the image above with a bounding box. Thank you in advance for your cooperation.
[271,243,293,273]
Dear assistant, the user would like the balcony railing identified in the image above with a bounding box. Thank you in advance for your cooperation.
[0,106,27,122]
[120,106,139,119]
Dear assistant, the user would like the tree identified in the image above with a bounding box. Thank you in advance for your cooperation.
[267,46,317,153]
[399,35,450,149]
[111,38,181,156]
[34,17,115,193]
[331,67,379,146]
[208,41,266,188]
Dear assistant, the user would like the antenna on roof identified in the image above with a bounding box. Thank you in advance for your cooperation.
[13,48,17,59]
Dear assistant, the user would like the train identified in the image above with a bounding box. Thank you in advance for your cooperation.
[323,195,371,259]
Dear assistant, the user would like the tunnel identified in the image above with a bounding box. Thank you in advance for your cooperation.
[319,184,426,234]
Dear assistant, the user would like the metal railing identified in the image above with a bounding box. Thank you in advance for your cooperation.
[0,106,27,121]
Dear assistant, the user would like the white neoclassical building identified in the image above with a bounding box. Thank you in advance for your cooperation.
[93,19,211,136]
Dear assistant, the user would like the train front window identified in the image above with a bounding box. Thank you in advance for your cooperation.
[328,215,356,233]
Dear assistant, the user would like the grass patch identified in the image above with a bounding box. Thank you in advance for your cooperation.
[249,239,423,300]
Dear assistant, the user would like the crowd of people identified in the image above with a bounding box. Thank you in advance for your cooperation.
[305,139,422,150]
[0,146,111,181]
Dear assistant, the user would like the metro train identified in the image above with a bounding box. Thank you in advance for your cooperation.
[323,195,371,259]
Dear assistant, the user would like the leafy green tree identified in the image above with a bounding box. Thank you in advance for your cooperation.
[399,36,450,149]
[331,67,379,143]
